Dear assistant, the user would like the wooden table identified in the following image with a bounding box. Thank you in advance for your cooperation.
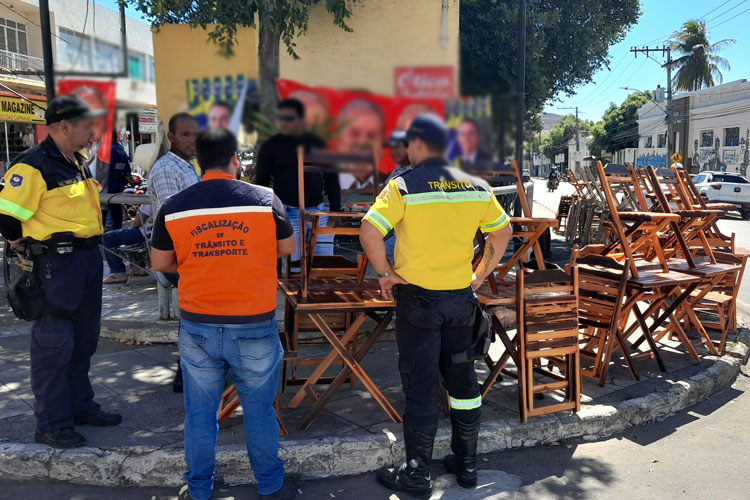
[279,278,400,429]
[657,261,740,356]
[618,268,704,370]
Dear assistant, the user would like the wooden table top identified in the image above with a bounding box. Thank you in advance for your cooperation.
[278,278,395,312]
[666,261,740,278]
[475,280,516,306]
[577,264,702,290]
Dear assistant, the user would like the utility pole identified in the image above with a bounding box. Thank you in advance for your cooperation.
[39,0,55,102]
[558,106,580,151]
[630,45,674,163]
[515,0,526,173]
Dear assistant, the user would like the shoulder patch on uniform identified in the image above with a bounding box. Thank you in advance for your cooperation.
[9,174,23,187]
[377,187,390,200]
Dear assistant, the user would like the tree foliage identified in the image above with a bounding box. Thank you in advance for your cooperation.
[540,115,594,162]
[461,0,641,114]
[587,92,653,156]
[666,19,735,92]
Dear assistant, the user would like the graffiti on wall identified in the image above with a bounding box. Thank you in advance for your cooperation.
[636,152,667,168]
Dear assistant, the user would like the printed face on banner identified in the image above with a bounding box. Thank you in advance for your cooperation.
[58,80,116,183]
[185,75,256,134]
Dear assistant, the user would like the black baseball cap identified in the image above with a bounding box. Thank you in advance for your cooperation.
[406,113,447,146]
[384,129,407,147]
[45,94,106,125]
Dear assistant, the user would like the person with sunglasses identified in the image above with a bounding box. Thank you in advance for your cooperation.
[255,98,341,271]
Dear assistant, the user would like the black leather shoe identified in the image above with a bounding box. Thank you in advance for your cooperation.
[34,427,86,448]
[173,371,183,393]
[259,481,298,500]
[74,408,122,427]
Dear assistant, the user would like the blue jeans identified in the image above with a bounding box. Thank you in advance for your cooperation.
[283,202,334,265]
[101,227,145,274]
[179,318,285,499]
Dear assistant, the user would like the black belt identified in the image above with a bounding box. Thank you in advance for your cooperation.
[28,235,102,256]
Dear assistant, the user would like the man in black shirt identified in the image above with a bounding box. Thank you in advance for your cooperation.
[255,98,341,269]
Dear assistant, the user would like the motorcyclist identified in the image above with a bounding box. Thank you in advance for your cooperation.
[547,169,559,191]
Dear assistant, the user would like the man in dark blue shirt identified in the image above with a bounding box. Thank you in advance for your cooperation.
[105,132,131,230]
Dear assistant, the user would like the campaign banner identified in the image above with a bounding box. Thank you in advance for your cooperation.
[185,74,256,134]
[277,79,446,190]
[394,66,455,99]
[58,80,116,169]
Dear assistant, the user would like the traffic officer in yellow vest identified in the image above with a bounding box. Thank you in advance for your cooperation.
[360,114,512,498]
[0,94,122,448]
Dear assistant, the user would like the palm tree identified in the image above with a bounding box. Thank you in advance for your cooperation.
[666,20,735,91]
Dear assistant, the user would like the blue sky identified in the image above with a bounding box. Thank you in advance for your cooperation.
[543,0,750,121]
[97,0,748,122]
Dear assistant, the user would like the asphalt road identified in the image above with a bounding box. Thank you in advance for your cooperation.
[3,361,748,500]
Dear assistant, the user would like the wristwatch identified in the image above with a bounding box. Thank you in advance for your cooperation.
[376,269,392,279]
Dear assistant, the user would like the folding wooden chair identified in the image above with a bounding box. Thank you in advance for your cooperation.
[689,250,748,354]
[281,148,374,390]
[574,252,637,386]
[643,166,721,265]
[555,195,573,234]
[517,268,580,423]
[595,162,681,278]
[482,160,558,282]
[218,387,288,436]
[672,168,737,253]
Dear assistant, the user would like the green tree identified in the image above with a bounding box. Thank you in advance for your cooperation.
[540,115,593,164]
[127,0,358,118]
[666,19,735,92]
[461,0,641,114]
[587,92,652,157]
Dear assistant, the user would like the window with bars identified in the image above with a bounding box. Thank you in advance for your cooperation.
[701,130,714,148]
[725,127,740,147]
[0,18,28,55]
[58,28,92,69]
[657,134,666,148]
[644,136,653,148]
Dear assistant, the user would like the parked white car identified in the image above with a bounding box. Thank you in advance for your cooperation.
[692,171,750,220]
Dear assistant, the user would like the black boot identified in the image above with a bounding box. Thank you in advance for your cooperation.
[443,410,480,488]
[376,422,434,499]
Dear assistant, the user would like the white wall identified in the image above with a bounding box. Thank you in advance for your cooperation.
[687,80,750,175]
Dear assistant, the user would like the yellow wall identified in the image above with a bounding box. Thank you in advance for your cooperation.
[152,24,258,123]
[152,0,459,119]
[280,0,459,94]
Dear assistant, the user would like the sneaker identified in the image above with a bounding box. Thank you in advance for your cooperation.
[74,408,122,427]
[34,427,86,448]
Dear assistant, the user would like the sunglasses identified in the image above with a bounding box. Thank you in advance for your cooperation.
[277,115,298,123]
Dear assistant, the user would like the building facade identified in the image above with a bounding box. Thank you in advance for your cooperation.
[0,0,155,169]
[152,0,460,123]
[635,80,750,175]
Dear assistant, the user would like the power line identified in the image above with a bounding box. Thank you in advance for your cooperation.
[711,5,750,28]
[705,0,748,24]
[582,59,649,110]
[575,57,639,108]
[700,0,734,20]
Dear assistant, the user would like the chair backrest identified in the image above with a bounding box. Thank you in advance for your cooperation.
[517,268,579,359]
[296,147,376,296]
[575,255,631,334]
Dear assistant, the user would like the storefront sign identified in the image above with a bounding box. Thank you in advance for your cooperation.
[0,96,46,124]
[138,109,158,133]
[394,66,455,99]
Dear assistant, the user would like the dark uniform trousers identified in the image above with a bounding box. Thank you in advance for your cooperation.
[31,248,103,430]
[395,284,481,436]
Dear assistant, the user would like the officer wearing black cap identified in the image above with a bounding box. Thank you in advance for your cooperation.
[0,94,122,448]
[361,114,513,498]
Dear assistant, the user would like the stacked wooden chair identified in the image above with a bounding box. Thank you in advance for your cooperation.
[516,268,581,423]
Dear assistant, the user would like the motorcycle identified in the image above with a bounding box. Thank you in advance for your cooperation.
[547,176,559,192]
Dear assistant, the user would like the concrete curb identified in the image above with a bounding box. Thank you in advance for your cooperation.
[1,336,748,487]
[100,319,178,343]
